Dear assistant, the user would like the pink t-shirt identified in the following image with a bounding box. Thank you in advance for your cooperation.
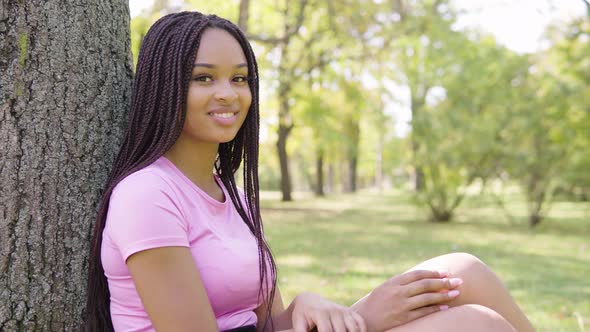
[102,157,263,331]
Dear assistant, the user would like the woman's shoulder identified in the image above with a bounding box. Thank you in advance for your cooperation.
[105,159,189,237]
[104,161,191,258]
[111,159,176,202]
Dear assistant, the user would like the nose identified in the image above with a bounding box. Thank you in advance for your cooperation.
[214,79,238,104]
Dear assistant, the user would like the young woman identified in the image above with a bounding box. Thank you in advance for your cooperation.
[85,12,536,332]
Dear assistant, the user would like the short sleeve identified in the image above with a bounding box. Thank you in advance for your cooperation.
[106,172,190,261]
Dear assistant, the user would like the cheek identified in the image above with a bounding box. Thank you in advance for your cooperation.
[183,91,208,129]
[182,112,201,134]
[187,89,209,110]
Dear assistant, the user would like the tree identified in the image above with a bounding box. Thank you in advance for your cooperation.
[239,0,382,199]
[293,90,332,196]
[237,0,308,201]
[549,17,590,201]
[340,80,365,192]
[0,1,132,329]
[502,17,590,226]
[384,0,457,191]
[407,28,530,222]
[293,75,367,195]
[501,73,573,227]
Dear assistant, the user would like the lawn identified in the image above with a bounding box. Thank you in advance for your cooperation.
[260,189,590,332]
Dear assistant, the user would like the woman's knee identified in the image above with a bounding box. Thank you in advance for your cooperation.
[388,304,516,332]
[454,304,516,331]
[410,252,492,279]
[408,252,504,307]
[440,252,488,271]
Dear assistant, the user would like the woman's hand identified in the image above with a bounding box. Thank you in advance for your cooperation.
[291,292,367,332]
[351,270,462,332]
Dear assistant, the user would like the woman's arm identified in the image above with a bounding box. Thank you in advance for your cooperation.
[127,246,218,332]
[255,287,293,332]
[255,288,366,332]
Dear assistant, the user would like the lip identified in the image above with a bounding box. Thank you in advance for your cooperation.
[207,108,240,126]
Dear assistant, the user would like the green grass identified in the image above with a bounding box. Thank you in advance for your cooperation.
[260,190,590,332]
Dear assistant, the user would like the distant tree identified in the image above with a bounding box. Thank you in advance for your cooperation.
[507,16,590,226]
[411,32,530,222]
[501,75,572,227]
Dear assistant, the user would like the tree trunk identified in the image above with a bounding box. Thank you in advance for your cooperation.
[238,0,250,32]
[348,156,357,192]
[430,209,453,222]
[410,94,425,191]
[525,158,549,228]
[315,150,324,196]
[0,1,132,330]
[529,213,542,228]
[344,116,360,193]
[246,0,308,201]
[527,186,546,228]
[277,125,292,201]
[277,75,293,201]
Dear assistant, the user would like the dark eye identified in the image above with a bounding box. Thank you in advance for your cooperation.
[233,75,249,83]
[193,75,212,82]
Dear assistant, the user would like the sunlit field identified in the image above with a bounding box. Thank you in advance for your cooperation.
[261,190,590,332]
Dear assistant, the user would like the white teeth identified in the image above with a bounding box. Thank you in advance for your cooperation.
[211,112,236,118]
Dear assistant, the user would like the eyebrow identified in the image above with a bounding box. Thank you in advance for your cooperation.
[193,63,248,68]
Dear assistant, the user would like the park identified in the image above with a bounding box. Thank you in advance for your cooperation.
[1,0,589,331]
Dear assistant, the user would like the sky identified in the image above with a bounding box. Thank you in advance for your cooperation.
[129,0,587,137]
[129,0,153,16]
[452,0,586,54]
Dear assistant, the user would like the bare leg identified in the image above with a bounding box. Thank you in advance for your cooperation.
[405,253,535,332]
[386,304,517,332]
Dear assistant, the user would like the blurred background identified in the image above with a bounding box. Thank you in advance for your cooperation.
[128,1,589,330]
[128,0,589,226]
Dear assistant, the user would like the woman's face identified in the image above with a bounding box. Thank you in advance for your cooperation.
[181,28,252,145]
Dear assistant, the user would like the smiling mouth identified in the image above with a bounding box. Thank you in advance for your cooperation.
[209,112,238,118]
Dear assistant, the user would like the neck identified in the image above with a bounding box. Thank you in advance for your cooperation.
[164,136,219,190]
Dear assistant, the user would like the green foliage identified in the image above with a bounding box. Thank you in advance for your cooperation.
[130,15,152,69]
[184,0,238,20]
[390,4,530,221]
[258,139,282,190]
[544,19,590,200]
[128,1,590,222]
[495,18,590,225]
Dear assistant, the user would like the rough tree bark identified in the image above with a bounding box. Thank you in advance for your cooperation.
[0,0,132,330]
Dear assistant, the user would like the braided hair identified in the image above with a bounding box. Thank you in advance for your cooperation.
[85,12,277,331]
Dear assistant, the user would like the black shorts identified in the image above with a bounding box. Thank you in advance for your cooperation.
[222,325,256,332]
